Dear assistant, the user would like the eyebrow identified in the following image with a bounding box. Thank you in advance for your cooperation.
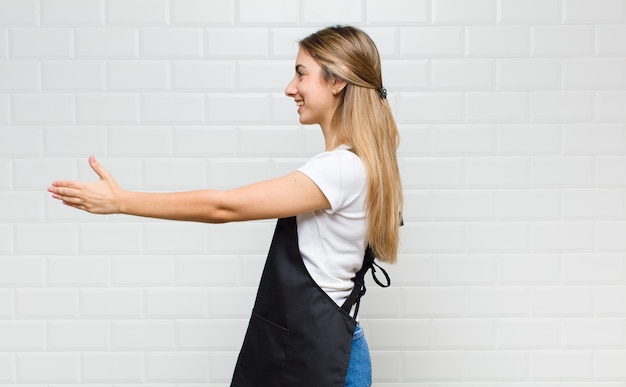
[295,64,306,72]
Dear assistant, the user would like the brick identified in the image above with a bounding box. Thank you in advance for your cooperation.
[78,224,142,254]
[144,159,206,190]
[0,353,14,382]
[145,353,209,382]
[141,28,203,58]
[0,94,8,124]
[400,27,465,57]
[0,225,11,254]
[363,27,398,57]
[41,0,102,25]
[366,320,430,349]
[369,351,401,382]
[466,157,530,187]
[208,287,256,317]
[598,91,626,122]
[432,255,495,284]
[208,94,269,123]
[270,27,316,58]
[238,0,298,23]
[173,126,237,156]
[0,126,42,158]
[467,26,530,57]
[532,26,595,56]
[402,222,465,253]
[499,255,560,284]
[0,321,45,350]
[112,255,174,286]
[597,221,626,251]
[531,351,593,379]
[238,255,266,286]
[401,157,464,189]
[563,59,624,89]
[144,288,207,318]
[77,94,140,123]
[144,223,207,254]
[595,286,626,316]
[207,27,268,58]
[563,318,625,348]
[499,0,561,23]
[597,157,626,187]
[531,91,595,122]
[359,287,402,318]
[17,353,79,383]
[143,94,205,124]
[595,351,626,379]
[109,126,170,156]
[80,289,142,318]
[0,0,39,25]
[562,190,625,219]
[112,320,174,350]
[172,0,234,25]
[398,126,429,156]
[497,59,560,90]
[403,351,465,381]
[532,157,594,187]
[432,319,494,348]
[563,124,625,154]
[303,0,362,24]
[77,157,142,190]
[376,255,431,286]
[433,0,495,24]
[466,92,529,122]
[0,61,40,91]
[239,126,300,156]
[432,59,493,90]
[107,60,169,91]
[81,353,143,382]
[107,0,168,25]
[175,255,240,286]
[238,60,291,91]
[597,25,626,56]
[497,318,560,348]
[397,93,464,123]
[44,126,107,157]
[532,221,594,252]
[467,351,528,379]
[16,289,78,319]
[0,192,42,221]
[207,157,271,188]
[75,28,138,58]
[48,321,110,350]
[427,190,495,220]
[0,256,44,286]
[10,28,72,58]
[531,287,593,316]
[468,222,530,252]
[176,320,241,350]
[367,0,428,23]
[404,287,464,317]
[13,94,74,124]
[466,287,529,316]
[564,0,625,22]
[173,61,235,91]
[498,190,560,220]
[498,124,560,154]
[383,60,429,91]
[565,253,625,284]
[14,224,76,254]
[47,256,109,287]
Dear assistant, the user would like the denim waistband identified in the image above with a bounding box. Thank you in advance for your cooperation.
[353,324,364,340]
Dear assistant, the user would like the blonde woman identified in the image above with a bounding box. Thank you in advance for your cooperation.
[49,25,402,387]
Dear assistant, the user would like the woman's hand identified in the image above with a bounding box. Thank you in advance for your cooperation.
[48,156,122,214]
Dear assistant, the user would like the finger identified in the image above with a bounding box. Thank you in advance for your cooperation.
[50,180,82,189]
[48,186,81,197]
[88,156,112,181]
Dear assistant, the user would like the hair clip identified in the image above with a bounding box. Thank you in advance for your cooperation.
[378,87,387,100]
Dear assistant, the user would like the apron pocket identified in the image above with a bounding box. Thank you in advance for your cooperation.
[232,312,289,387]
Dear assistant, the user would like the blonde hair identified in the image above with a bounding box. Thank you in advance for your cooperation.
[299,26,403,263]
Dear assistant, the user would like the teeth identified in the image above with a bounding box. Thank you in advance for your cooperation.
[296,101,303,106]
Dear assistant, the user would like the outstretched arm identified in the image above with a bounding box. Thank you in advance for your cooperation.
[48,156,330,223]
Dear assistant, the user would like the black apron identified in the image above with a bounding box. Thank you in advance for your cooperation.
[231,216,389,387]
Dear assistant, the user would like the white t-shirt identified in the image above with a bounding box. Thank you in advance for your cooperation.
[296,145,368,306]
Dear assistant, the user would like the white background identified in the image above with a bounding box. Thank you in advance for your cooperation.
[1,0,626,385]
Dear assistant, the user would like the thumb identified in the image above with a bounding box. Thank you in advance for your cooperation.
[88,156,111,181]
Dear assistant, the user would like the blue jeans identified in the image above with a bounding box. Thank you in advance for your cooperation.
[345,324,372,387]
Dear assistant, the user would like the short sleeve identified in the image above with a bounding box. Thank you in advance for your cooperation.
[297,149,366,214]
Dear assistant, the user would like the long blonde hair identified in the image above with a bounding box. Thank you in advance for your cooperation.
[299,26,403,263]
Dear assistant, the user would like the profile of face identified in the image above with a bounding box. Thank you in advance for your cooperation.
[284,49,345,131]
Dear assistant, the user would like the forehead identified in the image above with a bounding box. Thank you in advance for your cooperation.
[295,48,319,68]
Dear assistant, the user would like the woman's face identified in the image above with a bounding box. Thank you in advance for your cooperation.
[285,49,342,131]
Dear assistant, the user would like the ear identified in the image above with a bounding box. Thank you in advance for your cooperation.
[331,78,347,95]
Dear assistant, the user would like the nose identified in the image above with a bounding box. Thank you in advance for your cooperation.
[285,77,297,97]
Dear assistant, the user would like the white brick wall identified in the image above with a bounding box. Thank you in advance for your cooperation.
[1,0,625,385]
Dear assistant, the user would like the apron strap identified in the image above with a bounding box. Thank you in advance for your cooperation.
[340,246,391,320]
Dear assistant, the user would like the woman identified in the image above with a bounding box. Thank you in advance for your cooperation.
[48,25,402,387]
